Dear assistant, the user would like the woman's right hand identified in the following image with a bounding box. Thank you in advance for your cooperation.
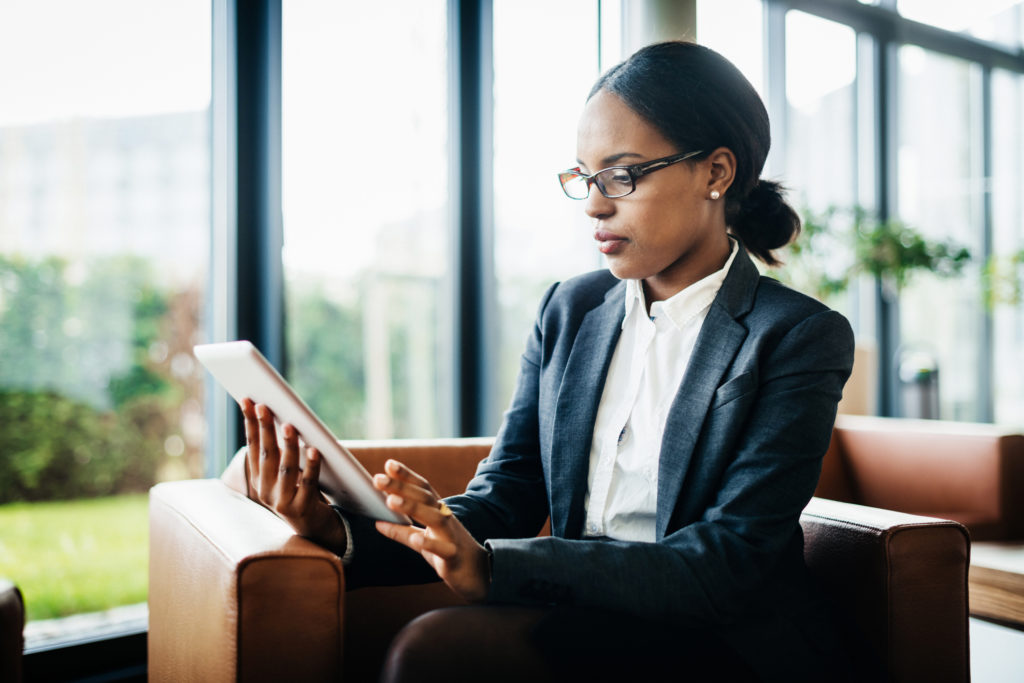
[239,398,347,552]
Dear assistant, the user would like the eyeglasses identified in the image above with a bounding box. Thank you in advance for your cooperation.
[557,149,705,200]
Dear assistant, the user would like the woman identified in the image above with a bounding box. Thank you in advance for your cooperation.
[241,41,855,682]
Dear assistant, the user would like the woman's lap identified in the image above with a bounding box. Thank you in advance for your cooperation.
[381,605,760,683]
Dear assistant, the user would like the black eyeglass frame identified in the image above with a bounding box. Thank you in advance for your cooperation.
[557,149,706,200]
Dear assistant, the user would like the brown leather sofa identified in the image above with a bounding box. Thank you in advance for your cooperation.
[0,578,25,683]
[149,436,970,682]
[817,414,1024,541]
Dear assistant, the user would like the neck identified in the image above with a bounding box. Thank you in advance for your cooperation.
[642,234,732,308]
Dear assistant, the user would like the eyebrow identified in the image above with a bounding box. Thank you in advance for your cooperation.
[576,152,647,168]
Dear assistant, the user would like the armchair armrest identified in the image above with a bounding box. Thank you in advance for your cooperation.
[151,438,494,682]
[0,579,24,683]
[801,497,970,683]
[148,480,345,682]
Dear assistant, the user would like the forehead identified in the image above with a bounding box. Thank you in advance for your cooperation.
[576,89,674,164]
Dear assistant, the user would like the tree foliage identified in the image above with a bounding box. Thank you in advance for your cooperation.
[0,255,202,503]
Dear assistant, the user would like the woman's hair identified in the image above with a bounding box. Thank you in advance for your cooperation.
[590,41,799,266]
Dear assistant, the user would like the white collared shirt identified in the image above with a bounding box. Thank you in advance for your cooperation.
[583,240,739,542]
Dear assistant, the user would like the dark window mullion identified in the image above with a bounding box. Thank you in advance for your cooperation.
[877,36,900,417]
[450,0,496,437]
[979,66,995,422]
[209,0,283,470]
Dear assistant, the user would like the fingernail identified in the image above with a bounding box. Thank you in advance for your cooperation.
[387,494,403,507]
[374,474,390,487]
[385,460,400,474]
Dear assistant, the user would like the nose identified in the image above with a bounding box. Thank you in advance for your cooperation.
[583,184,615,220]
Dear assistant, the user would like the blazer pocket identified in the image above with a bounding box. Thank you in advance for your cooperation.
[711,371,756,410]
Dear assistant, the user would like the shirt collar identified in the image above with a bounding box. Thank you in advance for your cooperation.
[622,238,740,331]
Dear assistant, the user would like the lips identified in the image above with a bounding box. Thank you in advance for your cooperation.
[594,230,628,255]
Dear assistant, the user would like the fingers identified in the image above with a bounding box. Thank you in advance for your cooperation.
[239,398,259,484]
[272,423,302,506]
[292,447,322,509]
[383,459,434,492]
[373,459,454,529]
[373,459,440,504]
[375,521,458,559]
[383,491,456,528]
[256,404,281,499]
[373,471,436,506]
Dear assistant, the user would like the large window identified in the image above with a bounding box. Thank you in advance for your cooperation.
[896,47,985,421]
[281,0,451,439]
[0,0,211,643]
[783,11,857,212]
[695,0,1024,422]
[992,68,1024,423]
[780,11,877,414]
[696,0,764,96]
[491,0,602,427]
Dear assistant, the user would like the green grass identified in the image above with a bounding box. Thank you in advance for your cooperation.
[0,494,149,622]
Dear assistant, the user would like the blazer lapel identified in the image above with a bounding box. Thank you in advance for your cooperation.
[549,282,625,539]
[655,250,759,538]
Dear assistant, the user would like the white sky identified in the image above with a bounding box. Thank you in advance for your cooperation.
[0,0,211,126]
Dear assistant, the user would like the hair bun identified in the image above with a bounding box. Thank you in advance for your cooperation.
[728,180,801,266]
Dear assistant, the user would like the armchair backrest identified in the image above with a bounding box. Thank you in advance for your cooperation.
[817,414,1024,540]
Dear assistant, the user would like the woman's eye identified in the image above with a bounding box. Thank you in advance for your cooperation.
[606,170,631,185]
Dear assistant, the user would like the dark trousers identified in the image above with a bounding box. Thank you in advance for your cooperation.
[380,605,761,683]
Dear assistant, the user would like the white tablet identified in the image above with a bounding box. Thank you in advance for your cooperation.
[194,340,410,524]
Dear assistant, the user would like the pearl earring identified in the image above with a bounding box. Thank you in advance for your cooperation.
[710,190,721,200]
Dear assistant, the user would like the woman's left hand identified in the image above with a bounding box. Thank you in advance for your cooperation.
[373,459,490,603]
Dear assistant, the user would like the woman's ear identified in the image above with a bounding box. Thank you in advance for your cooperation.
[706,147,737,198]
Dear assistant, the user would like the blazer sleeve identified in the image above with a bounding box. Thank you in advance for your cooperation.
[483,307,854,626]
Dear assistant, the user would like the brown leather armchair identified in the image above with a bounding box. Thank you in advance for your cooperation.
[149,438,970,682]
[0,578,25,683]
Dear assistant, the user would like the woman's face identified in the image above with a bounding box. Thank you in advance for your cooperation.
[576,89,733,301]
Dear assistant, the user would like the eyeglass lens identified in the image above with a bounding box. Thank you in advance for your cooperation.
[560,168,635,199]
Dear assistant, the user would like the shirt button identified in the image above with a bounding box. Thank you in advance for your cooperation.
[586,523,600,535]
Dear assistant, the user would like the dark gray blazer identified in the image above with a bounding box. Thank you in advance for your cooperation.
[346,248,855,679]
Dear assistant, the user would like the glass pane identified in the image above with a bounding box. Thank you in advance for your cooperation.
[282,1,450,439]
[779,12,876,414]
[898,0,1024,50]
[0,0,211,640]
[896,46,984,421]
[492,0,602,430]
[992,69,1024,423]
[697,0,764,96]
[784,12,857,212]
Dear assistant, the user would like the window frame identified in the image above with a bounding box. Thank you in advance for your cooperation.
[768,0,1024,419]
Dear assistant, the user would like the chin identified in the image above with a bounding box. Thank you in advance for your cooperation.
[605,260,649,282]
